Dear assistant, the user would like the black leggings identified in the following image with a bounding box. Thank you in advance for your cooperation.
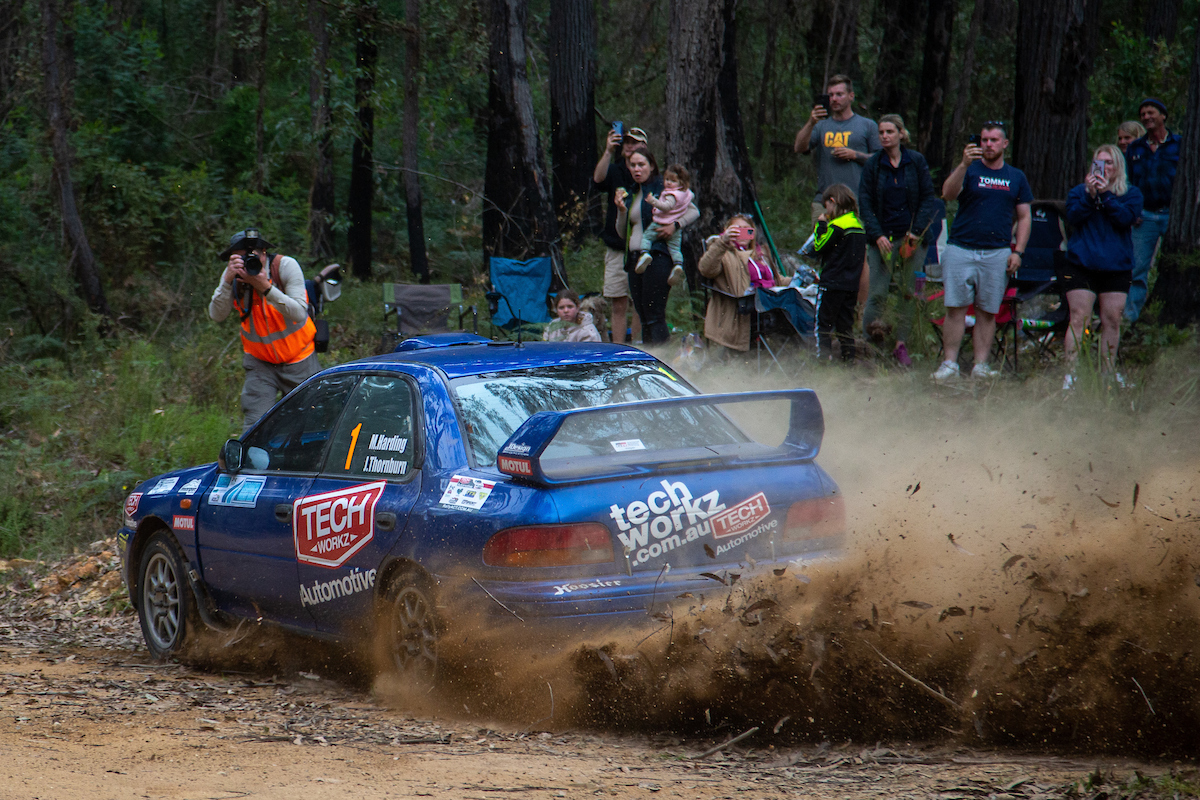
[817,288,857,362]
[627,249,672,344]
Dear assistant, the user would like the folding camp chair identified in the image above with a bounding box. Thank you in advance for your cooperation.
[1009,200,1070,368]
[381,283,476,353]
[487,256,553,338]
[929,286,1020,372]
[701,283,812,376]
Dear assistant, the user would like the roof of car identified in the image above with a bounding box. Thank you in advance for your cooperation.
[347,340,659,380]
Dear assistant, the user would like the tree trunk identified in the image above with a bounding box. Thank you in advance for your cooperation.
[872,0,923,119]
[482,0,561,271]
[307,0,335,258]
[916,0,954,173]
[1012,0,1099,199]
[1,0,25,126]
[1149,19,1200,325]
[548,0,597,242]
[253,0,268,192]
[666,0,758,282]
[1143,0,1180,44]
[943,0,985,164]
[752,0,778,158]
[41,0,110,317]
[210,0,228,88]
[403,0,430,282]
[348,6,377,280]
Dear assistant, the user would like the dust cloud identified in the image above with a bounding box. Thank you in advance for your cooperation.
[375,354,1200,757]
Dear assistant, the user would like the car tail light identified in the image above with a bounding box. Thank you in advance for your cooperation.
[483,523,614,568]
[784,495,844,540]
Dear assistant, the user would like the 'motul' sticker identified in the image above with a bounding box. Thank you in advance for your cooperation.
[293,481,387,568]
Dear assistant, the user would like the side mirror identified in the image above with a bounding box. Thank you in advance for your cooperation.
[219,439,244,473]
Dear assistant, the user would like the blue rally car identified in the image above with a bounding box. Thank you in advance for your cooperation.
[119,334,843,676]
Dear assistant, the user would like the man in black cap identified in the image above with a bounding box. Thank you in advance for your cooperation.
[1124,98,1181,323]
[209,229,318,431]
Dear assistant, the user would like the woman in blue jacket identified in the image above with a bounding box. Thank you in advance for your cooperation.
[1061,144,1143,390]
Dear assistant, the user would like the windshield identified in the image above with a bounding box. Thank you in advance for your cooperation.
[451,361,749,466]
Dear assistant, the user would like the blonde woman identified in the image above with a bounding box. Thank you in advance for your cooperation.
[1060,144,1144,390]
[1116,120,1145,153]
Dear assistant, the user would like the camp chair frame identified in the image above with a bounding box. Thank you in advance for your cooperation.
[381,283,476,353]
[701,283,809,376]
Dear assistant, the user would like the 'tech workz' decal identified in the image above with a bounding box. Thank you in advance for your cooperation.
[293,481,386,568]
[609,480,727,565]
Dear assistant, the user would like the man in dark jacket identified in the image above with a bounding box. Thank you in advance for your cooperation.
[1123,98,1181,323]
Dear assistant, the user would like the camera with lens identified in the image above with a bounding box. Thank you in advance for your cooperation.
[241,249,264,276]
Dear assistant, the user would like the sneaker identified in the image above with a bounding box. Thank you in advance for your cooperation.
[931,360,960,381]
[667,264,685,287]
[971,362,1001,380]
[893,342,912,367]
[1062,372,1076,392]
[635,252,652,274]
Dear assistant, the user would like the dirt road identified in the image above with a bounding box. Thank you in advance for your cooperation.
[0,641,1134,800]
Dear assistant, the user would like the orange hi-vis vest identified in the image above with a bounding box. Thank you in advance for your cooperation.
[237,255,316,364]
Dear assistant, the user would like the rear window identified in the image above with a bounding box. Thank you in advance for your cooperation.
[451,361,749,466]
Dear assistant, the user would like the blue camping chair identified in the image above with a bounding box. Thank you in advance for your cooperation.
[487,256,553,336]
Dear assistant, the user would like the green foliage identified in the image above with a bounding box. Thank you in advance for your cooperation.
[1089,19,1195,147]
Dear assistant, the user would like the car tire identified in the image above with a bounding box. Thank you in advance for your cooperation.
[137,530,201,661]
[381,572,439,681]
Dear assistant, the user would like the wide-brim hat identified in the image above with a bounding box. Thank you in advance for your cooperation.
[219,228,275,259]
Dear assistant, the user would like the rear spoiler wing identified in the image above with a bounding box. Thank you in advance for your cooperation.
[495,390,823,485]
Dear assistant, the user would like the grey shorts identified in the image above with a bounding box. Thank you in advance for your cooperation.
[603,247,629,298]
[941,244,1009,314]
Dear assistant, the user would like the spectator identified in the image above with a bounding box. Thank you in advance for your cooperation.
[794,75,881,226]
[1061,145,1143,391]
[698,214,784,353]
[858,114,940,367]
[1116,120,1145,154]
[614,145,699,345]
[543,288,602,343]
[934,122,1032,382]
[209,228,319,432]
[811,184,866,364]
[593,124,647,343]
[1123,98,1181,323]
[636,164,694,289]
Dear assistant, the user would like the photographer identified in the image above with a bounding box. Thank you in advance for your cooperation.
[209,228,319,432]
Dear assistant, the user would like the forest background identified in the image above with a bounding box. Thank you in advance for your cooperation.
[0,0,1198,558]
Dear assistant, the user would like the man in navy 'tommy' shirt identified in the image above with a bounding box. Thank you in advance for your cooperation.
[933,122,1031,382]
[1123,97,1182,323]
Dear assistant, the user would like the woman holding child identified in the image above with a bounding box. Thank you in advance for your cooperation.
[698,214,784,352]
[614,145,698,345]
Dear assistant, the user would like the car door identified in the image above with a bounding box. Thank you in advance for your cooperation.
[197,373,360,628]
[296,373,424,636]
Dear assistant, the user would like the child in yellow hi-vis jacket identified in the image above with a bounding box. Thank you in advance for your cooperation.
[812,183,866,362]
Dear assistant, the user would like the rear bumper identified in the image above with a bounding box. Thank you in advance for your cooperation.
[444,542,840,625]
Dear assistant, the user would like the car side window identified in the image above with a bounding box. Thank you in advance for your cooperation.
[324,375,417,480]
[242,375,360,473]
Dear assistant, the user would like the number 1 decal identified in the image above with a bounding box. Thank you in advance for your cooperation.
[344,422,362,470]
